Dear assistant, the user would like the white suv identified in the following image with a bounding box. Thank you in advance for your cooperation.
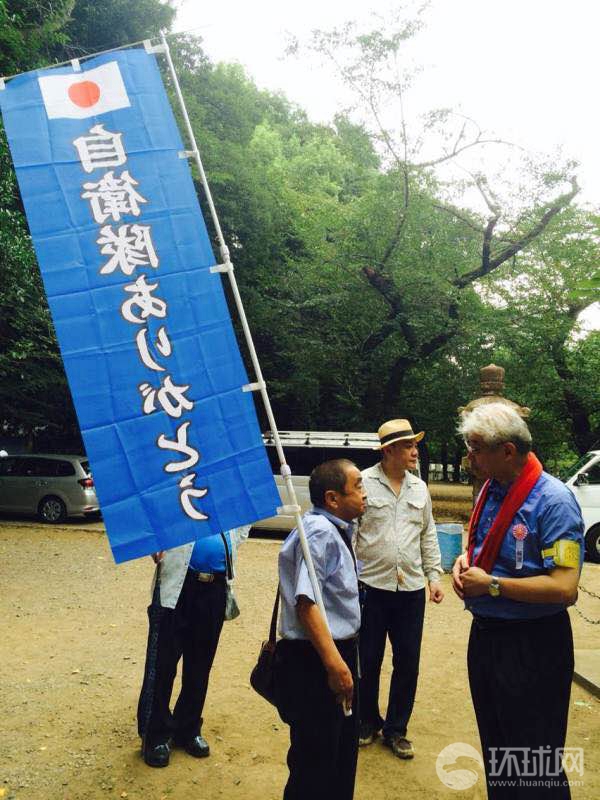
[0,453,100,523]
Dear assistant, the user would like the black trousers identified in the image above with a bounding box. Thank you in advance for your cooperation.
[359,585,425,738]
[137,570,226,747]
[277,638,359,800]
[468,611,574,799]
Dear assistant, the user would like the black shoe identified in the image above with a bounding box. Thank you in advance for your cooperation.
[359,722,377,746]
[183,735,210,758]
[383,735,414,759]
[142,740,170,768]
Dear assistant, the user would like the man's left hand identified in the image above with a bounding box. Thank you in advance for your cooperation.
[461,566,492,597]
[428,580,444,604]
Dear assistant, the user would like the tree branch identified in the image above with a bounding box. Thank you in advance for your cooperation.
[433,203,486,234]
[453,178,579,289]
[414,137,515,168]
[362,265,417,348]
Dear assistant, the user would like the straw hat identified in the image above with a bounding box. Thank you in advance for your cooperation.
[376,419,424,449]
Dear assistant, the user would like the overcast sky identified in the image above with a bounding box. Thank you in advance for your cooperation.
[173,0,599,327]
[174,0,597,196]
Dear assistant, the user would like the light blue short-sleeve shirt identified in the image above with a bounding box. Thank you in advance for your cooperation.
[278,508,360,640]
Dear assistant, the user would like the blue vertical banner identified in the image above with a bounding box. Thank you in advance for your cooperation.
[0,48,280,562]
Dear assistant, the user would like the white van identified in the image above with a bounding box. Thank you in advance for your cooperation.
[563,450,600,563]
[253,430,382,532]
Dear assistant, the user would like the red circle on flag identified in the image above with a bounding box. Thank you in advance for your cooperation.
[68,80,101,108]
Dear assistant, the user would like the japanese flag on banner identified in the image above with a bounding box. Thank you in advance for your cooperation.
[38,61,130,119]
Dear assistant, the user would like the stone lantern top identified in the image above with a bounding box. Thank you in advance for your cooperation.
[479,363,505,396]
[458,363,530,418]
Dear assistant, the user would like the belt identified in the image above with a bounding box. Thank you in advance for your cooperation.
[472,611,565,631]
[188,569,226,583]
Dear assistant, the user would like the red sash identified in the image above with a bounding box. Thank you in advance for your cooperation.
[467,452,543,574]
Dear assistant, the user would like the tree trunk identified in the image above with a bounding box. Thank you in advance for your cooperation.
[452,446,462,484]
[441,441,448,482]
[552,346,595,454]
[418,439,430,485]
[383,356,411,414]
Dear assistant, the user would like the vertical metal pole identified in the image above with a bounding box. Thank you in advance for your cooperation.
[159,32,328,624]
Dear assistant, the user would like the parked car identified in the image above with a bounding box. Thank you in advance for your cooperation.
[563,450,600,563]
[253,430,410,533]
[0,453,100,524]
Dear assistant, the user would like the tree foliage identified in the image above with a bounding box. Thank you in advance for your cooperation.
[0,4,598,466]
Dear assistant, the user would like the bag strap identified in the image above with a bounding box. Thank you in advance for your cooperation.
[220,532,234,580]
[267,586,280,645]
[332,521,358,576]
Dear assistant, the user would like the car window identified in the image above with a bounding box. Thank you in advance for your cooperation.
[55,460,76,477]
[562,452,595,481]
[0,456,20,476]
[585,461,600,485]
[80,460,91,475]
[20,457,58,477]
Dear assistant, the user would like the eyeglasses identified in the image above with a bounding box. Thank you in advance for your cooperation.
[464,439,502,455]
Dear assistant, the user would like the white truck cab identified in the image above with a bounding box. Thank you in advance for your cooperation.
[563,450,600,563]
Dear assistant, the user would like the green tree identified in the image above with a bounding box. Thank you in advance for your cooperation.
[291,14,582,420]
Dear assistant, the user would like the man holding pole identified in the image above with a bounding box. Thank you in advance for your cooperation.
[277,459,366,800]
[452,402,584,798]
[137,527,249,767]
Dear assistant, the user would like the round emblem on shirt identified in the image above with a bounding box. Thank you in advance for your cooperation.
[512,523,529,541]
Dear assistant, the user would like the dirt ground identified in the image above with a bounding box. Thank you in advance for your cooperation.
[1,488,599,800]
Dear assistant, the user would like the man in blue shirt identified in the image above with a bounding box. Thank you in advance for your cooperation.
[452,403,584,799]
[137,527,249,767]
[278,458,366,800]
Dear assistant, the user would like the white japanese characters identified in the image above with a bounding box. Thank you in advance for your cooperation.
[73,124,126,173]
[82,170,147,224]
[73,123,209,522]
[99,225,158,275]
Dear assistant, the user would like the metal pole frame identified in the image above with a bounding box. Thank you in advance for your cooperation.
[156,33,329,623]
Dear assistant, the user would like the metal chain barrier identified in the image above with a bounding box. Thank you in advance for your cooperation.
[574,583,600,625]
[578,584,600,600]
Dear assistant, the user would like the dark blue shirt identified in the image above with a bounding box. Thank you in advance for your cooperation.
[465,472,584,619]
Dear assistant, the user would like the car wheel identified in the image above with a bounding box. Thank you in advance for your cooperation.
[38,496,67,524]
[585,525,600,564]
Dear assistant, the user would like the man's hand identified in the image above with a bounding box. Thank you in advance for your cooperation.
[151,551,164,564]
[461,566,492,597]
[296,595,354,708]
[326,660,354,708]
[428,580,444,604]
[451,553,469,599]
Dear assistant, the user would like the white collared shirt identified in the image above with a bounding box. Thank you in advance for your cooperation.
[356,463,442,592]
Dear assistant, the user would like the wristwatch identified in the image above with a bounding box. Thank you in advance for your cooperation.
[488,576,501,598]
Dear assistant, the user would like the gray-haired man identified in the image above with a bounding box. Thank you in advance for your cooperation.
[453,402,583,799]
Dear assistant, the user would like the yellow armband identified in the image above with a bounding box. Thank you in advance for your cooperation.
[541,540,580,568]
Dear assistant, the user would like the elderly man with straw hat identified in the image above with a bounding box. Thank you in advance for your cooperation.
[356,419,443,759]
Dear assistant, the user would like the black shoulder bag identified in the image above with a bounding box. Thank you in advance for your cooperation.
[249,585,280,706]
